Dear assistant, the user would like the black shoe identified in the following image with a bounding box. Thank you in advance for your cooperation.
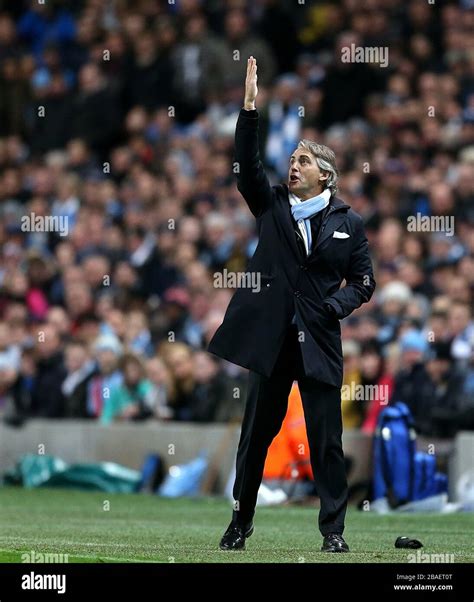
[219,521,254,551]
[321,533,349,553]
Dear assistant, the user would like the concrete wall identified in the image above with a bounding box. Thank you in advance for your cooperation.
[449,432,474,502]
[1,421,471,498]
[0,420,241,494]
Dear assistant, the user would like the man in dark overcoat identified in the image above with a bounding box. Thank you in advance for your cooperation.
[209,57,376,552]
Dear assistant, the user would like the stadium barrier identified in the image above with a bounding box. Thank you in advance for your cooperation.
[0,421,470,498]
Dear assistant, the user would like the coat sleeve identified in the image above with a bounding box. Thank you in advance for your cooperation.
[234,108,273,218]
[324,215,376,319]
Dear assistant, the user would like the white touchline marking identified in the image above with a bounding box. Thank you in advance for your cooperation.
[0,547,155,563]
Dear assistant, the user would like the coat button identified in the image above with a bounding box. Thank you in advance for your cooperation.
[294,290,302,297]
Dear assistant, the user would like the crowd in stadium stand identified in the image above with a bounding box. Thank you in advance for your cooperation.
[0,0,472,437]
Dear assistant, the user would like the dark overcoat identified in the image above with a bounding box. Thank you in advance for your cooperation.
[208,109,375,387]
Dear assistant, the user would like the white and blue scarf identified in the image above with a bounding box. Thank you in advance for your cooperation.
[289,188,331,256]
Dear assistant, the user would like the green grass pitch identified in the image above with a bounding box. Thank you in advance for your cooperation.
[0,487,472,563]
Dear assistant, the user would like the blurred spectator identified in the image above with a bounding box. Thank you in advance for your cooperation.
[377,281,413,345]
[101,353,152,425]
[160,341,198,421]
[30,323,66,417]
[0,321,21,370]
[422,341,470,437]
[46,306,72,341]
[220,8,275,89]
[0,355,22,424]
[172,13,226,122]
[62,339,95,418]
[264,74,302,179]
[448,301,474,363]
[17,1,76,60]
[124,310,153,357]
[86,334,123,418]
[68,62,121,157]
[360,340,394,434]
[390,329,431,432]
[190,351,243,422]
[143,356,174,420]
[341,339,362,429]
[321,32,384,126]
[124,25,175,111]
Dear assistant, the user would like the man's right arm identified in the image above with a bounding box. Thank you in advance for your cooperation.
[235,108,272,218]
[234,56,272,218]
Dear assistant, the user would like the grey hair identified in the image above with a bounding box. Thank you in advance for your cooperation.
[297,139,339,195]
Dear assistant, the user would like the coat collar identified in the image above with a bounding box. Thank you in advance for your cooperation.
[309,198,349,260]
[279,184,350,262]
[283,183,350,210]
[328,195,350,211]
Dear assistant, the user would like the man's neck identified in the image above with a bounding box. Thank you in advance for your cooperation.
[293,188,327,201]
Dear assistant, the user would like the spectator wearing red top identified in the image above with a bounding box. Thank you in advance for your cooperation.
[360,340,394,434]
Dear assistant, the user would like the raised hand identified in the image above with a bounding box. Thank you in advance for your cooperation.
[244,56,258,110]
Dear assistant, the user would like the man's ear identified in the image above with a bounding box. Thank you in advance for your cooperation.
[319,172,329,183]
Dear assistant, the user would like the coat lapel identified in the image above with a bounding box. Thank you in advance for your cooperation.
[279,187,350,263]
[278,184,305,260]
[308,197,350,263]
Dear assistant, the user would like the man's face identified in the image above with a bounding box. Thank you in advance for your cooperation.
[96,349,118,374]
[426,358,450,382]
[288,148,327,199]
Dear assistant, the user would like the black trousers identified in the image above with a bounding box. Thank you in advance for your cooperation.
[232,323,348,536]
